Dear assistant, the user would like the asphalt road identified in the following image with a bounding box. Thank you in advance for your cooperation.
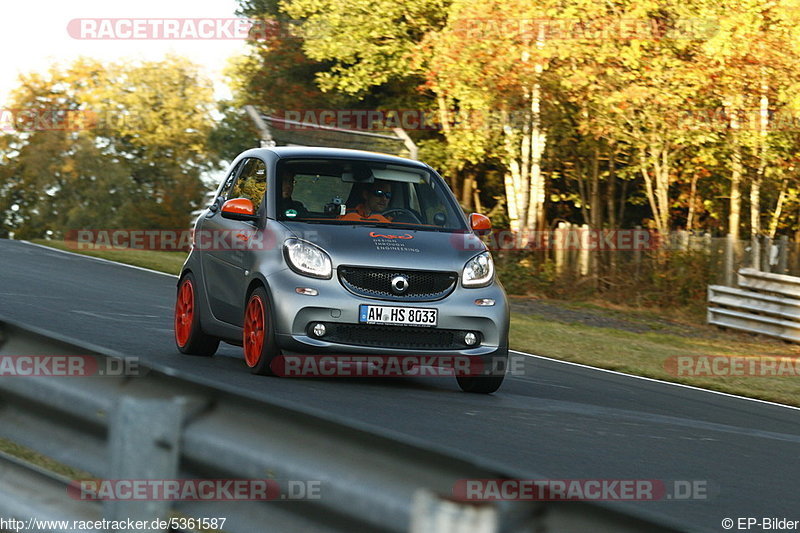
[1,238,798,532]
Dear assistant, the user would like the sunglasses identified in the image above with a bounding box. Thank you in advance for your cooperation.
[370,189,393,199]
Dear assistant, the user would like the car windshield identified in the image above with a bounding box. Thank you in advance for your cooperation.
[275,158,468,231]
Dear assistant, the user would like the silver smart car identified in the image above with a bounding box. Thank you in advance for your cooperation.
[174,147,509,393]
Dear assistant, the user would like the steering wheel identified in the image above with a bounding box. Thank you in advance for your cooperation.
[382,208,423,224]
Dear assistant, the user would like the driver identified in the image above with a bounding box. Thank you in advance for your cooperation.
[338,180,394,223]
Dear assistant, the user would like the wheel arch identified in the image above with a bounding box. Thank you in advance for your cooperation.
[245,274,274,308]
[178,267,193,284]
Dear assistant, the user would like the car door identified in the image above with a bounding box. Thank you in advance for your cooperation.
[201,157,267,325]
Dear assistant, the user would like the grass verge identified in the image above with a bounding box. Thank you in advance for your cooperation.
[30,238,187,275]
[511,313,800,407]
[28,239,800,407]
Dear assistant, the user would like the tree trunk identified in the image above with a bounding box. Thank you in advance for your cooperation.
[606,147,617,273]
[750,176,762,268]
[606,145,617,230]
[657,147,670,232]
[574,162,590,227]
[687,173,699,231]
[461,172,475,211]
[727,97,743,240]
[590,146,602,230]
[527,26,547,233]
[436,95,460,197]
[639,150,667,234]
[502,110,523,234]
[768,178,788,239]
[617,175,628,227]
[729,144,742,239]
[751,75,769,241]
[524,81,546,233]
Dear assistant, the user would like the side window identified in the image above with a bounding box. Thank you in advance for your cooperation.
[218,160,244,202]
[231,158,267,210]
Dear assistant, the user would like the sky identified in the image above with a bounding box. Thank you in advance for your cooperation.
[0,0,250,107]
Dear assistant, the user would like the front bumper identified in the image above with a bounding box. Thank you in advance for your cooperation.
[266,268,509,356]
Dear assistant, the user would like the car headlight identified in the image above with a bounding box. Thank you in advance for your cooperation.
[462,251,494,288]
[283,239,332,279]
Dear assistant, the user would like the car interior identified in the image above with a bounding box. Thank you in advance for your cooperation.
[277,160,460,229]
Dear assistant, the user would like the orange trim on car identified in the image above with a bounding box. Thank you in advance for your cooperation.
[222,198,256,216]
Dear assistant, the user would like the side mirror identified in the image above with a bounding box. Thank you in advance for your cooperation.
[469,213,492,236]
[221,198,258,222]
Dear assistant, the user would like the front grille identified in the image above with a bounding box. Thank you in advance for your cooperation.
[338,266,458,301]
[317,323,475,350]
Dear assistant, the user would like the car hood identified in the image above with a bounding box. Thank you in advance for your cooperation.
[279,221,488,272]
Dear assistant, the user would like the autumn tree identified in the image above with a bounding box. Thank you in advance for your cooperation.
[1,56,217,237]
[699,0,800,246]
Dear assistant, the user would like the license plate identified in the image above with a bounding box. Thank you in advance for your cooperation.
[359,305,438,327]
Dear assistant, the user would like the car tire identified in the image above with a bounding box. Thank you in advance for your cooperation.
[243,286,280,375]
[456,349,507,394]
[174,273,220,356]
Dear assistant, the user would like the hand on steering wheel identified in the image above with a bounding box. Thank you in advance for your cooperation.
[382,208,423,224]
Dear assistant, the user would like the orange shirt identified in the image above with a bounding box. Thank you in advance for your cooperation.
[338,205,392,223]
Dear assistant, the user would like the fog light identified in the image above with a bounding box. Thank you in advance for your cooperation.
[312,323,327,337]
[474,298,495,306]
[464,332,478,346]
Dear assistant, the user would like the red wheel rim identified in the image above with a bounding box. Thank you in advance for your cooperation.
[174,279,194,347]
[244,295,265,367]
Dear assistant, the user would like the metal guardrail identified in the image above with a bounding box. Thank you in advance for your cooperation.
[736,267,800,298]
[708,268,800,342]
[0,318,678,532]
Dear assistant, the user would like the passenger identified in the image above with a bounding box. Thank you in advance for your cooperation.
[278,170,309,218]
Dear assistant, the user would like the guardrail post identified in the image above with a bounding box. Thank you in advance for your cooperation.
[105,395,200,527]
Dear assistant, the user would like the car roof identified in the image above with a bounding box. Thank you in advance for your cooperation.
[242,146,429,169]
